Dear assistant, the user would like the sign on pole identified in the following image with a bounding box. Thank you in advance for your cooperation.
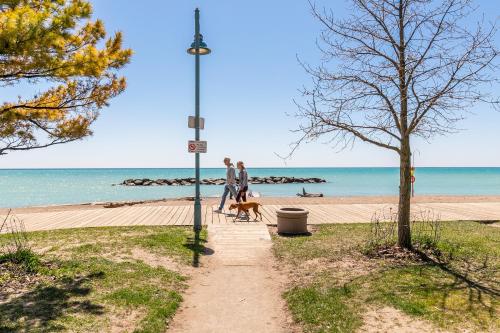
[188,116,205,129]
[188,140,207,153]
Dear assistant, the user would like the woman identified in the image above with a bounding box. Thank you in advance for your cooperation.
[236,161,248,203]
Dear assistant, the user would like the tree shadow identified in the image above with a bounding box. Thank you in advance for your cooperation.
[277,232,313,238]
[0,272,105,332]
[360,239,498,327]
[184,230,213,268]
[410,250,499,325]
[416,250,499,298]
[473,220,499,225]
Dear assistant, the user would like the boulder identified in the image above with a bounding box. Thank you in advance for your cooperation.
[120,176,326,186]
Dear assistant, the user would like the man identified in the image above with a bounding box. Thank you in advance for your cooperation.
[214,157,238,213]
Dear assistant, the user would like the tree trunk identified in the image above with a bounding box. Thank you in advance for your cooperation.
[397,135,412,249]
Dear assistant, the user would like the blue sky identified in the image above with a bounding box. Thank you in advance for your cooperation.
[2,0,499,168]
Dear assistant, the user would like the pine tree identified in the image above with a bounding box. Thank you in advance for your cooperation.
[0,0,132,155]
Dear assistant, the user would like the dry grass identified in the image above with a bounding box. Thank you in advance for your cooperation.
[0,226,207,332]
[272,221,499,333]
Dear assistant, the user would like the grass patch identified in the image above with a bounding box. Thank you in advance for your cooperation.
[0,226,206,332]
[107,287,182,333]
[365,265,498,329]
[134,228,207,264]
[273,224,370,263]
[273,221,499,332]
[0,248,40,273]
[284,284,361,333]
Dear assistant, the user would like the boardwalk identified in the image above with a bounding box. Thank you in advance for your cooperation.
[2,201,500,232]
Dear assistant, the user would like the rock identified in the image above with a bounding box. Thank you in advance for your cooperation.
[119,176,326,186]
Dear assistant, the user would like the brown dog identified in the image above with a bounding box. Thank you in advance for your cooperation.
[228,202,263,221]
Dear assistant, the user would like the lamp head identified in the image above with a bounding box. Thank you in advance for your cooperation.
[187,34,211,55]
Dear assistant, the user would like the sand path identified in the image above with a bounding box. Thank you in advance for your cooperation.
[168,223,295,333]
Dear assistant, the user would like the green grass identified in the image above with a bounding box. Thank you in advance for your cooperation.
[273,221,499,332]
[273,224,371,263]
[0,248,41,273]
[284,284,362,333]
[365,265,498,329]
[134,228,207,264]
[0,226,207,333]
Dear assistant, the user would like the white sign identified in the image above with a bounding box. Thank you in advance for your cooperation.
[188,140,207,153]
[188,116,205,129]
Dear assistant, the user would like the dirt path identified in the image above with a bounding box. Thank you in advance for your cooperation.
[168,223,296,333]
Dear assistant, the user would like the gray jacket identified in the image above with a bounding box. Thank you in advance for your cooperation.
[239,169,248,188]
[226,166,236,185]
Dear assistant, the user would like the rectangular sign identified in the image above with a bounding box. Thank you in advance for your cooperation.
[188,116,205,129]
[188,140,207,153]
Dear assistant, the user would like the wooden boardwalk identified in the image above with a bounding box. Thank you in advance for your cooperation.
[1,202,500,232]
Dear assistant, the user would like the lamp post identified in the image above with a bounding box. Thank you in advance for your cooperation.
[187,8,210,233]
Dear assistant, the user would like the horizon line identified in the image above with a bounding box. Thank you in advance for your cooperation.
[1,166,500,170]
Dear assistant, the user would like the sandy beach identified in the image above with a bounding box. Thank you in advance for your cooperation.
[3,194,500,215]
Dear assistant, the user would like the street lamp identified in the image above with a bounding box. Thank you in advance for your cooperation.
[187,34,211,55]
[187,8,210,233]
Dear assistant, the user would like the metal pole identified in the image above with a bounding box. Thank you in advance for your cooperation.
[193,8,202,232]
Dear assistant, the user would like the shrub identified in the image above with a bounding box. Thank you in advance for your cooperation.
[0,248,40,273]
[0,210,40,272]
[365,207,442,255]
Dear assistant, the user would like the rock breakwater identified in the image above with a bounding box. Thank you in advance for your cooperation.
[120,176,326,186]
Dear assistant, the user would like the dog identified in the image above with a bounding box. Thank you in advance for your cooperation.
[228,202,263,221]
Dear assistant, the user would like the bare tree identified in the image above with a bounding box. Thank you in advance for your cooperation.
[293,0,498,248]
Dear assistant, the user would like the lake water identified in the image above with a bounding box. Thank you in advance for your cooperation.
[1,167,499,208]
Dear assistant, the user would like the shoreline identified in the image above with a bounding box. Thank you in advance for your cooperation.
[3,194,500,214]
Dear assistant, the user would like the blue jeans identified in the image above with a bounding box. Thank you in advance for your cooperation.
[219,184,238,210]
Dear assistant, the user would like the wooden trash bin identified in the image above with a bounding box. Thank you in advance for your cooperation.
[276,207,309,234]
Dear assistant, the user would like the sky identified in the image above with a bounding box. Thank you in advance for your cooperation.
[1,0,499,168]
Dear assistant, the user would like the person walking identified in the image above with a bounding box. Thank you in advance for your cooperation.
[214,157,238,213]
[236,161,248,203]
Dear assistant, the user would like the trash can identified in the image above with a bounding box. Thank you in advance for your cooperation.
[276,207,309,234]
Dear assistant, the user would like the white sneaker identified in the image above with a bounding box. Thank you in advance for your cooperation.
[213,209,223,213]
